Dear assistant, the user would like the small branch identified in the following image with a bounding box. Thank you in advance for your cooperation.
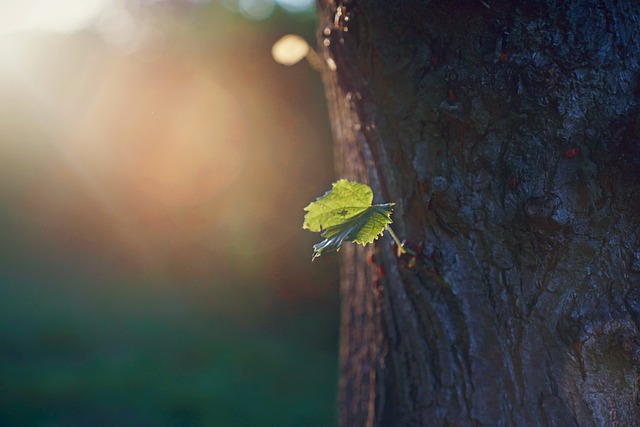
[385,225,416,256]
[306,48,323,71]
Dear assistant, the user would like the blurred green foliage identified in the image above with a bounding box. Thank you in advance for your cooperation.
[0,261,338,426]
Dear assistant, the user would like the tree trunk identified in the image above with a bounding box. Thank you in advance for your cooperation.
[316,1,640,425]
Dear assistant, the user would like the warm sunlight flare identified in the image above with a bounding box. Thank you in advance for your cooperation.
[77,59,247,208]
[0,36,250,276]
[0,0,109,35]
[0,1,332,285]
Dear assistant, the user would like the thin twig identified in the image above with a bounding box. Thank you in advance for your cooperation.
[385,225,416,256]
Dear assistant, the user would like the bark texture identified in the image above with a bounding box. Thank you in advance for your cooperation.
[317,1,640,426]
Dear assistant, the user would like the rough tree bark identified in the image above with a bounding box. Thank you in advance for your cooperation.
[316,1,640,425]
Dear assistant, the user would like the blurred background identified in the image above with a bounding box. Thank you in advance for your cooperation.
[0,1,339,426]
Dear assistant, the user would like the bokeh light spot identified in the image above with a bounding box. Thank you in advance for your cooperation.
[271,34,309,66]
[239,0,276,21]
[276,0,314,13]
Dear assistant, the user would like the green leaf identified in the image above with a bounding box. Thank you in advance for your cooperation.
[303,179,394,260]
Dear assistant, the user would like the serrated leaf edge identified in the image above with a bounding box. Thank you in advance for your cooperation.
[310,203,394,260]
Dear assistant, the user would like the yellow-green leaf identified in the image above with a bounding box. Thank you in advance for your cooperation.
[303,180,394,260]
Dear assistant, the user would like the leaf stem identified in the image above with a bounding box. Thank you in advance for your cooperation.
[385,225,416,256]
